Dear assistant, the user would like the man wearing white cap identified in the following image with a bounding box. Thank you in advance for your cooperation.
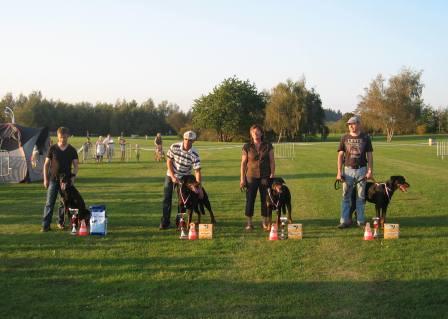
[159,130,201,229]
[336,116,373,228]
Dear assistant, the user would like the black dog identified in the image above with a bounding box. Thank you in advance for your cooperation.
[349,175,410,225]
[58,173,91,227]
[266,177,292,228]
[176,175,216,228]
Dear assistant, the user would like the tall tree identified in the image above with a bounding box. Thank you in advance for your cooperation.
[192,77,266,141]
[264,79,306,142]
[357,68,424,142]
[265,79,325,141]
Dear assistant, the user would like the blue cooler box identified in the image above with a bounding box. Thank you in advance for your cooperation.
[89,205,107,236]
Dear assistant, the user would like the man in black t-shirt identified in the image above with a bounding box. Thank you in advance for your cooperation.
[41,127,79,232]
[336,116,373,229]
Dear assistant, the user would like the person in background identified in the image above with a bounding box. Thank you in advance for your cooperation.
[103,134,114,163]
[240,124,275,231]
[154,132,164,161]
[96,136,105,163]
[135,144,141,162]
[119,136,126,161]
[81,137,92,163]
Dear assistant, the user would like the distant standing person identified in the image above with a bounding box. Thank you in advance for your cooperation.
[336,116,373,228]
[104,134,114,162]
[119,136,126,161]
[159,131,201,229]
[96,136,105,163]
[154,132,164,161]
[81,137,92,163]
[135,144,141,162]
[41,127,79,232]
[240,124,275,231]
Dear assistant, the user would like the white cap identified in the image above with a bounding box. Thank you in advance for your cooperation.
[183,130,196,141]
[346,116,360,124]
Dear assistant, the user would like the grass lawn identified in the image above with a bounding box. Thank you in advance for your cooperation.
[1,135,447,318]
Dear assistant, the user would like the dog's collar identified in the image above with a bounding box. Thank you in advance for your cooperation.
[267,189,280,209]
[179,187,191,208]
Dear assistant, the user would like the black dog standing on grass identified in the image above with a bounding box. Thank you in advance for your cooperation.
[349,175,410,225]
[176,174,216,228]
[266,177,292,229]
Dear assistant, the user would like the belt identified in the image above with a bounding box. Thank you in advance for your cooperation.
[346,165,366,169]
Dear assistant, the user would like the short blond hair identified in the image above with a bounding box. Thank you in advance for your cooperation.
[57,127,70,135]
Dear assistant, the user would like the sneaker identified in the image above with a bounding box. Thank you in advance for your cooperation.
[245,224,254,231]
[358,222,366,227]
[337,223,350,229]
[40,226,51,232]
[57,224,65,230]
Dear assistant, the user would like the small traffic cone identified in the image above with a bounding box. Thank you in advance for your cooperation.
[188,223,197,240]
[363,222,373,240]
[78,220,88,236]
[269,223,278,241]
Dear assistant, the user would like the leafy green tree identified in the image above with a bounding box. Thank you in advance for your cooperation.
[192,77,266,141]
[357,68,424,142]
[265,79,325,141]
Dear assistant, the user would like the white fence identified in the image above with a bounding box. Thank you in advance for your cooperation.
[437,141,448,159]
[0,150,11,177]
[273,143,295,160]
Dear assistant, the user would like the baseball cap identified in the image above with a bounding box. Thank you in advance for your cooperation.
[183,131,197,141]
[346,116,360,124]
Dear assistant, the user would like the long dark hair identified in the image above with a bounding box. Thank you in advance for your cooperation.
[249,124,264,143]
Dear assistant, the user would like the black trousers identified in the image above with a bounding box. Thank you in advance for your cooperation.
[245,177,268,217]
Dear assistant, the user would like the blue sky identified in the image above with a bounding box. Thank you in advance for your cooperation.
[0,0,447,113]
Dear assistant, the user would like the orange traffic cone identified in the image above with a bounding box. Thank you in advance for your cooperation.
[188,223,197,240]
[78,220,88,236]
[269,223,278,241]
[363,222,373,241]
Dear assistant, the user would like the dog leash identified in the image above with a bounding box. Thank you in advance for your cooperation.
[267,188,280,209]
[334,176,366,190]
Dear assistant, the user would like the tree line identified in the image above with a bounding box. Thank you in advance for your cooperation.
[0,92,191,136]
[1,67,447,141]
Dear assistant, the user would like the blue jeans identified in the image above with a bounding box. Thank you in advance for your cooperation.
[340,166,367,225]
[161,176,178,227]
[42,180,64,228]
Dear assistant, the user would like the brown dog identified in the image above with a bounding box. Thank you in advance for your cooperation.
[176,175,216,228]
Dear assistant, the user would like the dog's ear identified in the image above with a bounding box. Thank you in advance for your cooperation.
[277,177,285,184]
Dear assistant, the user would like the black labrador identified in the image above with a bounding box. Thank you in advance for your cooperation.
[176,175,216,228]
[266,177,292,228]
[349,175,410,225]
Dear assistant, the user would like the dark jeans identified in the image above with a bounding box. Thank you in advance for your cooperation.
[42,180,64,228]
[245,177,268,217]
[161,176,178,226]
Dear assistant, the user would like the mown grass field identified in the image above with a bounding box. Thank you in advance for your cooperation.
[1,135,447,318]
